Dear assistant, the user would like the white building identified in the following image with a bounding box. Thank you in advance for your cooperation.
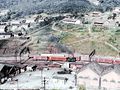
[0,33,11,40]
[77,62,103,88]
[90,11,102,17]
[101,65,120,89]
[0,25,7,33]
[77,62,120,90]
[113,7,120,14]
[0,9,9,16]
[10,20,21,25]
[62,18,82,25]
[103,20,116,28]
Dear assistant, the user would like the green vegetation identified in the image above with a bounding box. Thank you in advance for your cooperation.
[79,85,86,90]
[92,26,108,32]
[55,22,85,32]
[54,21,120,56]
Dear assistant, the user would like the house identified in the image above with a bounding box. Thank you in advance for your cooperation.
[103,20,116,28]
[10,25,19,32]
[10,20,21,25]
[88,0,100,5]
[0,25,7,33]
[113,7,120,14]
[25,18,36,24]
[77,62,104,88]
[101,65,120,89]
[0,9,9,16]
[0,63,21,84]
[0,33,12,40]
[62,18,82,25]
[92,18,105,27]
[90,11,102,17]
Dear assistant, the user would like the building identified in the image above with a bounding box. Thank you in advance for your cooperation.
[77,62,120,89]
[0,25,7,33]
[10,20,21,25]
[0,9,9,16]
[0,33,12,40]
[62,18,82,25]
[90,11,102,17]
[113,7,120,14]
[101,65,120,89]
[77,62,104,88]
[0,63,21,84]
[103,20,116,28]
[92,18,105,27]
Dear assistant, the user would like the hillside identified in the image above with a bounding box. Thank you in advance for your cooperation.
[0,0,119,16]
[0,0,96,15]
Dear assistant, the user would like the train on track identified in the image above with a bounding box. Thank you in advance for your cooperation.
[29,54,120,64]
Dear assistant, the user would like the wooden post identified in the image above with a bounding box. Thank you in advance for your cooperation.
[99,77,101,90]
[43,77,46,90]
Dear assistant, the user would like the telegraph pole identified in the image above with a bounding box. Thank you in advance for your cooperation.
[75,74,77,86]
[15,41,18,63]
[43,77,46,90]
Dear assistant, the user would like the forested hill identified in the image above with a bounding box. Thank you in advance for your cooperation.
[0,0,120,16]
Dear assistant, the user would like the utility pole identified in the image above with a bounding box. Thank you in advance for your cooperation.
[43,77,46,90]
[75,74,77,86]
[99,77,101,90]
[40,67,43,89]
[15,41,18,63]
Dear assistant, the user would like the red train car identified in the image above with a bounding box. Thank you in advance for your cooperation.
[95,58,113,64]
[48,56,67,61]
[114,60,120,64]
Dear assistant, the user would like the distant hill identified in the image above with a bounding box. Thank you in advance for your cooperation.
[0,0,96,15]
[98,0,120,11]
[0,0,120,16]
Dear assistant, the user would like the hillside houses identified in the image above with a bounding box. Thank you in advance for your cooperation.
[0,33,12,40]
[77,62,120,89]
[0,9,9,16]
[113,7,120,14]
[0,25,7,33]
[90,11,102,17]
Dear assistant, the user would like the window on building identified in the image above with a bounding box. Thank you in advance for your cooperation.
[93,78,98,81]
[103,79,107,82]
[79,76,83,78]
[110,80,115,83]
[84,77,89,79]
